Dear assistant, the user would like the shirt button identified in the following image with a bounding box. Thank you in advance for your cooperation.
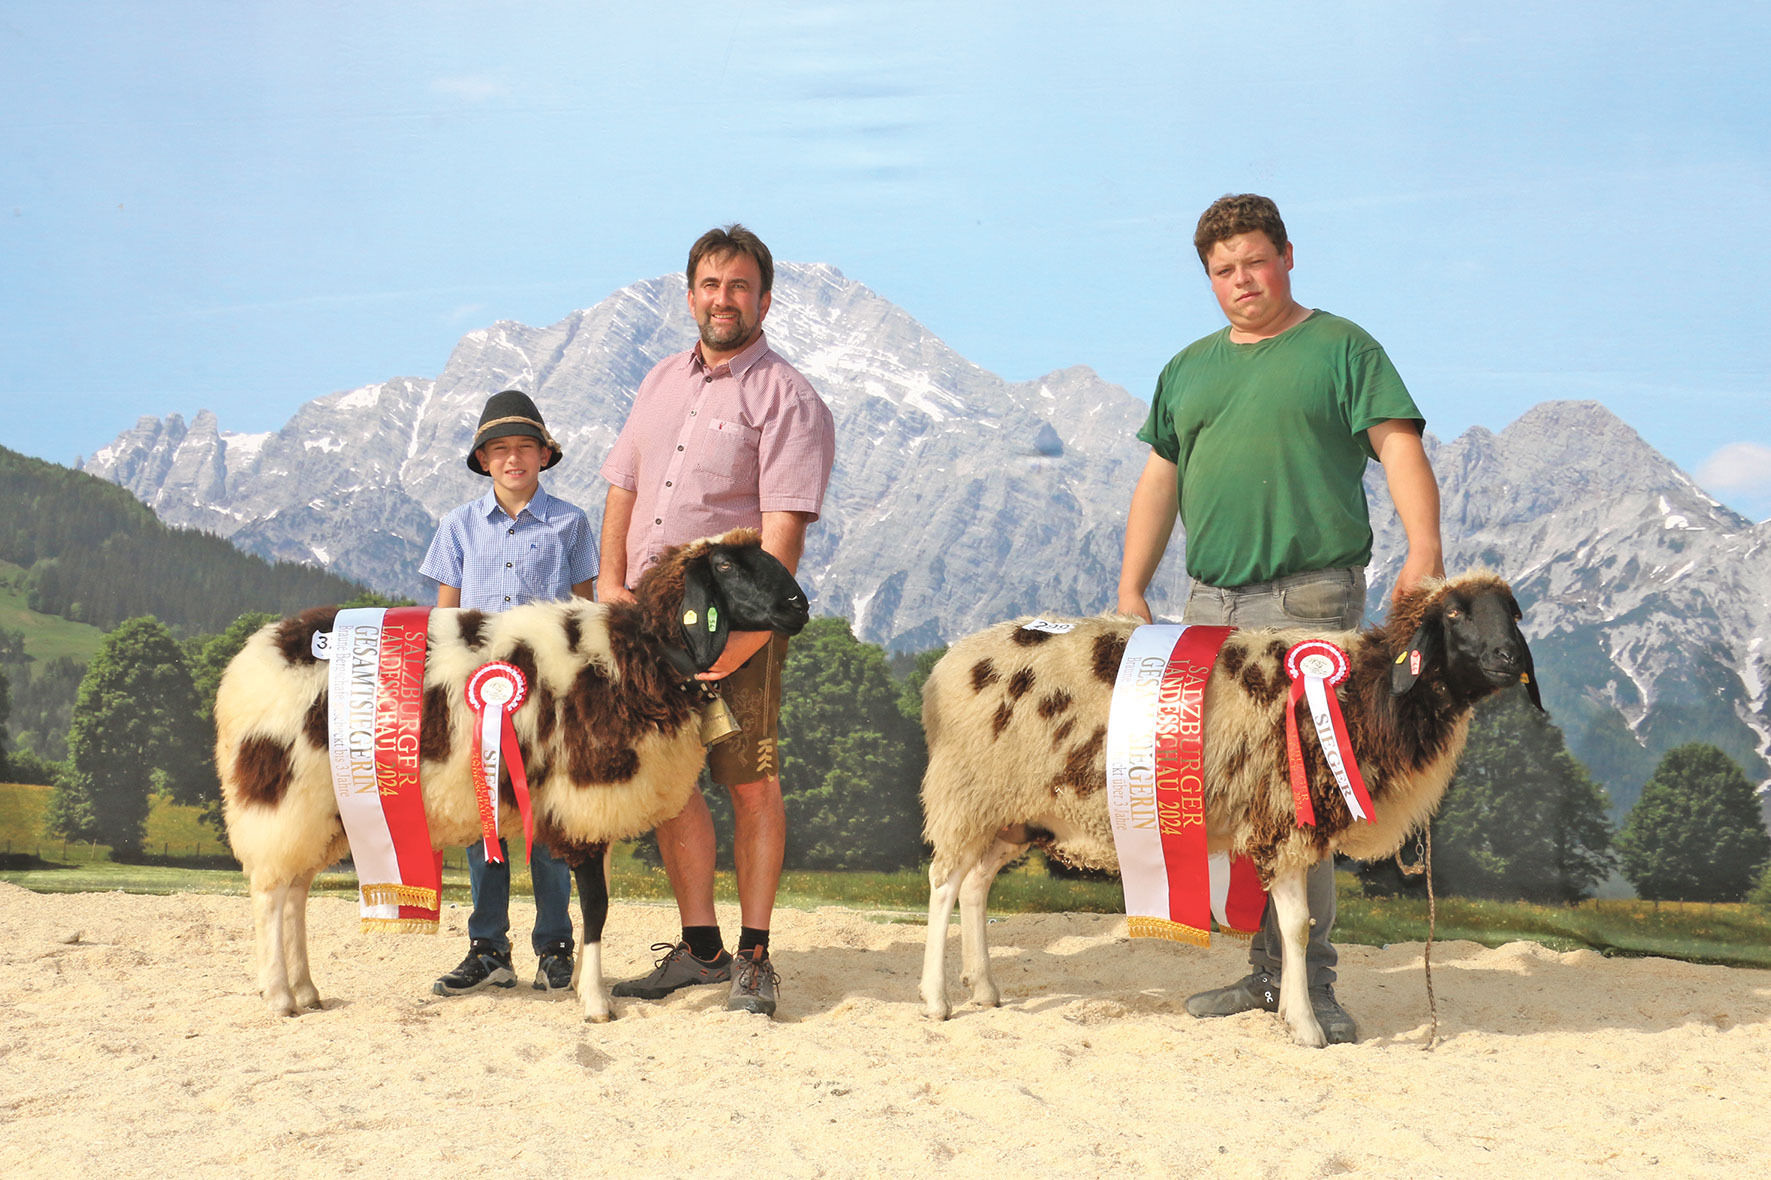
[505,562,513,569]
[665,480,672,488]
[676,444,684,451]
[507,527,515,535]
[503,595,511,603]
[704,375,713,383]
[654,518,662,524]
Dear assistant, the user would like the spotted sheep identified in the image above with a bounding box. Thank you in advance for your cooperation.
[917,572,1538,1046]
[216,528,809,1023]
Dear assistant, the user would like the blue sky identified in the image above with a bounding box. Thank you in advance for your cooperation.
[5,2,1769,519]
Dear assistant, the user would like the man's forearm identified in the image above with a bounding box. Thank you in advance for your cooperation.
[1371,422,1445,595]
[1117,452,1180,613]
[761,510,812,576]
[598,484,637,594]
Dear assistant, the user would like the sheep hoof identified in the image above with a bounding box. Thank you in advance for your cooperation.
[582,1007,614,1025]
[264,991,299,1018]
[292,985,322,1011]
[921,996,952,1021]
[1286,1015,1328,1048]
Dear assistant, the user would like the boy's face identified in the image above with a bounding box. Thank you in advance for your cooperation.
[476,436,549,499]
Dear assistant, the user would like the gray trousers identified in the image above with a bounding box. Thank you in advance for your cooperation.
[1181,565,1366,987]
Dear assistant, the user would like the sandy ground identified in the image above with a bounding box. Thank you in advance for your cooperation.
[2,881,1768,1179]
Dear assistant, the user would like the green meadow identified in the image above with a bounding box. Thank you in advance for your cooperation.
[4,781,1768,968]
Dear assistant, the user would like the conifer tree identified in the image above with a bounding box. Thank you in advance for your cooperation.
[48,617,207,858]
[778,617,925,871]
[1617,744,1771,902]
[1359,687,1615,902]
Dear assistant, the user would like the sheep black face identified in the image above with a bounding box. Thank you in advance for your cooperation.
[677,539,811,672]
[1391,579,1541,711]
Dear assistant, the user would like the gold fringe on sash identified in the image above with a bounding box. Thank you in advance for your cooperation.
[361,916,442,934]
[1127,915,1211,947]
[360,882,441,911]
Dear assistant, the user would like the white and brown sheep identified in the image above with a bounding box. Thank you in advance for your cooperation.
[216,528,808,1023]
[918,572,1538,1046]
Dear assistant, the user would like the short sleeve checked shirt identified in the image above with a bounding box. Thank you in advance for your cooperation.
[419,484,598,611]
[600,330,835,586]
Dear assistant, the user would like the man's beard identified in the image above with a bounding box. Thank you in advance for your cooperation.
[698,313,752,350]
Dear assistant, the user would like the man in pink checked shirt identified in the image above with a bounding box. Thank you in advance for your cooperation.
[598,224,835,1018]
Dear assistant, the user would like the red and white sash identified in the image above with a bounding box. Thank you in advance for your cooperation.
[1105,625,1265,944]
[317,607,442,932]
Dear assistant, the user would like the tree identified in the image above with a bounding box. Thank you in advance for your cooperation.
[777,618,926,871]
[1358,686,1615,902]
[0,661,11,781]
[47,616,208,859]
[184,611,276,827]
[1617,744,1771,902]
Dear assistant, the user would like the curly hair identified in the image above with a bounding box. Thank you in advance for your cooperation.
[1193,194,1288,268]
[687,223,775,294]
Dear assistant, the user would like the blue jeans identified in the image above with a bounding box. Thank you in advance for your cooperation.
[465,838,574,956]
[1182,566,1366,988]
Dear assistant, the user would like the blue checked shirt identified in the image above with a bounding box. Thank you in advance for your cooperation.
[419,485,598,611]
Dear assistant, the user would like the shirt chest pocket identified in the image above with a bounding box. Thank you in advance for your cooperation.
[694,417,762,486]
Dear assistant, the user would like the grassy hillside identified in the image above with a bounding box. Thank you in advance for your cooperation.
[0,559,104,663]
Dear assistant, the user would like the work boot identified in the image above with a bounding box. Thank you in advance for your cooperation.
[533,940,575,993]
[432,940,517,996]
[610,941,732,999]
[1184,969,1280,1018]
[1310,983,1358,1044]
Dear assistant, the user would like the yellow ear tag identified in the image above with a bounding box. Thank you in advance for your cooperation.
[1394,651,1408,664]
[682,610,698,627]
[1520,672,1531,684]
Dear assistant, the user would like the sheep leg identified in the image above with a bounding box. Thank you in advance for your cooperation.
[958,831,1028,1010]
[1269,867,1326,1047]
[920,853,972,1021]
[572,844,613,1024]
[281,871,321,1011]
[251,878,298,1017]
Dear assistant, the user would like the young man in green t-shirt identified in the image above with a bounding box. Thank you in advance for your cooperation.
[1116,193,1444,1044]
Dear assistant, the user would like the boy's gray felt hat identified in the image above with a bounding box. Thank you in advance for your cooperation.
[468,389,562,474]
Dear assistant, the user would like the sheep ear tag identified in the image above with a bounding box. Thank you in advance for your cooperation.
[1391,623,1438,696]
[465,662,533,865]
[679,560,731,672]
[1284,640,1374,824]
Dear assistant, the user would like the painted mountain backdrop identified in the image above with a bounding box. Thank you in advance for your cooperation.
[82,263,1770,816]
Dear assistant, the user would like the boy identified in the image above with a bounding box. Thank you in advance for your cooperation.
[420,389,598,995]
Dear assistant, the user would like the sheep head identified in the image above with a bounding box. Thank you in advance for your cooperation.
[634,528,811,674]
[1386,572,1541,711]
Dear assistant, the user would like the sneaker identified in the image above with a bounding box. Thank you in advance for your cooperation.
[610,942,732,999]
[1310,983,1358,1044]
[432,940,517,996]
[727,948,779,1017]
[1184,970,1280,1018]
[533,941,574,993]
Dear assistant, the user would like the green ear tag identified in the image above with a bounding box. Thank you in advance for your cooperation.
[682,609,698,627]
[706,605,720,632]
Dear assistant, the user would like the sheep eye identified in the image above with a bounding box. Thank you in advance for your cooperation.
[1446,608,1461,619]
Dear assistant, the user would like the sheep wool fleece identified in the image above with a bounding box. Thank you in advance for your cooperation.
[1138,310,1423,589]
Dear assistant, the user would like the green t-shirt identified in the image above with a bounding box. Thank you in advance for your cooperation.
[1136,310,1423,588]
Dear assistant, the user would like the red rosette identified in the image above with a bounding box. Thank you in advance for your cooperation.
[465,661,533,863]
[1284,639,1350,687]
[466,661,527,714]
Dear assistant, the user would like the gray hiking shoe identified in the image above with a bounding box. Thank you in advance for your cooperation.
[533,941,574,993]
[433,940,517,996]
[1184,970,1280,1018]
[727,948,779,1017]
[610,941,732,999]
[1310,983,1358,1044]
